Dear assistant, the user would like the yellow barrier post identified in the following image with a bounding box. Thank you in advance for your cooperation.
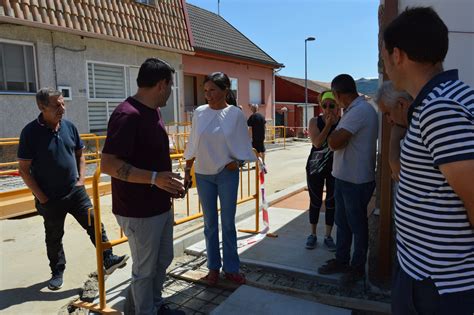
[71,167,126,314]
[238,155,261,234]
[95,137,101,167]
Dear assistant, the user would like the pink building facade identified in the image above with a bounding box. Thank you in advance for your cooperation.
[183,3,282,123]
[182,53,275,120]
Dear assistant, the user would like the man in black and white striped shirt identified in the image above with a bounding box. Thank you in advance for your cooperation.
[382,7,474,315]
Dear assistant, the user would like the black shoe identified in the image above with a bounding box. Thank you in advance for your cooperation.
[48,271,64,290]
[104,254,129,275]
[340,266,365,286]
[305,234,317,249]
[318,259,349,275]
[157,303,185,315]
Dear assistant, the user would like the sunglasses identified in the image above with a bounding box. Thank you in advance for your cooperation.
[321,103,336,109]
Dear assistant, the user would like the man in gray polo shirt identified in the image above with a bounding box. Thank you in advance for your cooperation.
[318,74,378,285]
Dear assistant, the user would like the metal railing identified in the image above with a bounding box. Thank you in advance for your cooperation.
[0,134,105,176]
[0,125,300,219]
[265,125,287,149]
[165,121,192,134]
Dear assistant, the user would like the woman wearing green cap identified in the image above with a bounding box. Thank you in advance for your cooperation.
[305,90,340,251]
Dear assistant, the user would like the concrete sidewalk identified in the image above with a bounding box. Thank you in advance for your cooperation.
[185,207,339,283]
[211,285,350,315]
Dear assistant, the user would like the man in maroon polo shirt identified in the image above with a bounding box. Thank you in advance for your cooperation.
[101,58,185,315]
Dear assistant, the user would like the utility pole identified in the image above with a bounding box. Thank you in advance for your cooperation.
[304,36,315,130]
[218,0,220,16]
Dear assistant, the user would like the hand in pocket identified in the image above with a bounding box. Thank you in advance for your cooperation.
[225,161,239,171]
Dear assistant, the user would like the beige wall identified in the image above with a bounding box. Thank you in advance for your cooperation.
[398,0,474,86]
[0,24,182,137]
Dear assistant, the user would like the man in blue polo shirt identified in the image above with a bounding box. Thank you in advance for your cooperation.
[382,7,474,314]
[18,88,128,291]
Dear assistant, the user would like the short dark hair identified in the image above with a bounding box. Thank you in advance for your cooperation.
[383,7,448,64]
[36,87,62,107]
[203,72,237,106]
[331,74,357,95]
[137,58,175,88]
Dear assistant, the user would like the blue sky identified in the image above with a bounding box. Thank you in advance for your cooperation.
[186,0,380,82]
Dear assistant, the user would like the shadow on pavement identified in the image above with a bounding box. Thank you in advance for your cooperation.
[0,281,79,311]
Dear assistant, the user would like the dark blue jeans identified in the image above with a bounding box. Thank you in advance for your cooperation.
[35,185,112,274]
[334,178,375,269]
[195,168,240,273]
[392,258,474,315]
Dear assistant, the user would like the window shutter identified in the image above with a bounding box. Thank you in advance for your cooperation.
[88,63,126,99]
[88,102,108,131]
[88,101,121,131]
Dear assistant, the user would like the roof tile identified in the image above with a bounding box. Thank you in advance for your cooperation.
[0,0,193,53]
[278,75,330,93]
[186,3,281,67]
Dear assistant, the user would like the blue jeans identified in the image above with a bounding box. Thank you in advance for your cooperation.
[334,178,375,269]
[196,168,240,273]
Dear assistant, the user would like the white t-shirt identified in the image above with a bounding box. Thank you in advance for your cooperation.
[332,96,378,184]
[184,104,256,172]
[195,112,233,175]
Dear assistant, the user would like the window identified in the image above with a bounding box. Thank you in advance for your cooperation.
[0,41,37,93]
[88,63,126,99]
[249,79,263,104]
[86,61,178,131]
[230,77,238,104]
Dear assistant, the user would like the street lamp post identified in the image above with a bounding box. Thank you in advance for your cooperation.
[304,36,315,131]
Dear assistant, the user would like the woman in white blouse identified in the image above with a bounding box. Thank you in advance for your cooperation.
[184,72,256,286]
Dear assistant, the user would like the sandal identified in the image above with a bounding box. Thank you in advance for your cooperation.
[204,269,219,286]
[224,272,246,285]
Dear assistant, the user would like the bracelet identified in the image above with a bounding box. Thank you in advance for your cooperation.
[151,171,157,187]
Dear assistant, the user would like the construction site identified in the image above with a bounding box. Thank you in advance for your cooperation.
[0,130,391,314]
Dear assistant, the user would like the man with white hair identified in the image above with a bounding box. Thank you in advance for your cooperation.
[375,81,413,181]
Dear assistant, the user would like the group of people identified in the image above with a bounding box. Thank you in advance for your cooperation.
[305,7,474,315]
[18,61,259,314]
[16,5,472,315]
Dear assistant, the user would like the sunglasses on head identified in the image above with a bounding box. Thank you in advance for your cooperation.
[322,103,336,109]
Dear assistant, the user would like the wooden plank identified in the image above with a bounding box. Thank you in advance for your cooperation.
[70,300,121,315]
[0,182,111,219]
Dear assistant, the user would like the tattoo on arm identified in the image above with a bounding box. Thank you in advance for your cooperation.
[116,163,132,181]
